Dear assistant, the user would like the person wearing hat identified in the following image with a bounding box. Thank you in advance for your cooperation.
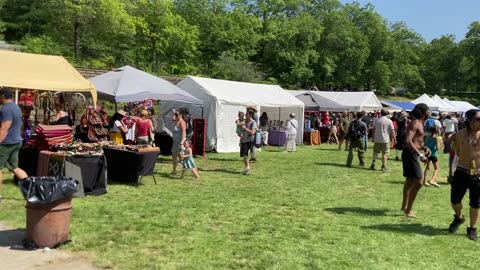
[246,105,259,162]
[285,113,298,152]
[136,109,154,145]
[0,87,29,203]
[109,110,128,144]
[424,111,442,139]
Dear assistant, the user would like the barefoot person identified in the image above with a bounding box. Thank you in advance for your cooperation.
[447,109,480,240]
[401,103,430,218]
[0,87,28,203]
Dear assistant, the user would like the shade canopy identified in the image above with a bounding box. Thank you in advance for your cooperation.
[411,94,441,111]
[431,95,458,112]
[313,91,382,112]
[288,91,347,112]
[443,98,478,112]
[380,101,403,112]
[177,76,305,152]
[0,50,97,104]
[383,100,416,111]
[89,65,202,105]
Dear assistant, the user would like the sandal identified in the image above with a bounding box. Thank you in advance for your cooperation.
[430,181,440,187]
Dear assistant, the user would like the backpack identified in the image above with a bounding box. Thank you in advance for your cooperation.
[424,118,434,132]
[348,120,363,140]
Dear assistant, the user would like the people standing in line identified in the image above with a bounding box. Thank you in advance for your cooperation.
[284,113,298,152]
[180,140,200,179]
[136,110,154,145]
[370,109,395,172]
[446,109,480,240]
[401,103,430,218]
[240,110,257,175]
[109,110,128,144]
[423,126,442,187]
[443,114,458,153]
[346,112,367,167]
[171,109,186,175]
[338,112,350,151]
[0,87,28,203]
[259,112,270,146]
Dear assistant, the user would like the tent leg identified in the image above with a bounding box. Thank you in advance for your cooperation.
[115,103,118,112]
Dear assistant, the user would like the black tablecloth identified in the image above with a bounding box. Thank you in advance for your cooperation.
[102,147,160,183]
[18,147,39,177]
[65,155,107,196]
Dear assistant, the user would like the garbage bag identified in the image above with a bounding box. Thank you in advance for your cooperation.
[19,176,79,204]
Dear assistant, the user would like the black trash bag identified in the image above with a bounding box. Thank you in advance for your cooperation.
[19,176,79,204]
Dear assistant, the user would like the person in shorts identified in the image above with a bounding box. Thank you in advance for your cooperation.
[447,109,480,240]
[370,109,395,172]
[240,110,257,175]
[0,87,28,203]
[401,103,430,218]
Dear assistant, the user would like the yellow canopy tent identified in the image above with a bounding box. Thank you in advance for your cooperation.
[0,50,96,105]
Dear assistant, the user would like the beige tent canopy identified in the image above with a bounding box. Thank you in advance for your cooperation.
[0,50,96,104]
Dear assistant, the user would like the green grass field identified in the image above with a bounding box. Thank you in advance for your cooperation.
[0,144,478,269]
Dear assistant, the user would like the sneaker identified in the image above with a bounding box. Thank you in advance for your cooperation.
[370,164,375,170]
[449,214,465,233]
[244,168,250,175]
[359,163,366,167]
[395,156,399,161]
[467,227,478,240]
[381,166,387,172]
[249,158,257,163]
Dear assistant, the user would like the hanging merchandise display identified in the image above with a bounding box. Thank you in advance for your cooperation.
[86,107,108,142]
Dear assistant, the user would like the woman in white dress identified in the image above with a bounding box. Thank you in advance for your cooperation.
[285,113,298,152]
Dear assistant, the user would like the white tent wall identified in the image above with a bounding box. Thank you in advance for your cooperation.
[177,76,304,153]
[156,100,203,135]
[313,91,382,112]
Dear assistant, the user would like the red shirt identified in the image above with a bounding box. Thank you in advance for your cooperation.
[136,119,150,137]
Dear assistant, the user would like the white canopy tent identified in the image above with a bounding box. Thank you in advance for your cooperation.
[431,95,458,112]
[287,90,347,112]
[443,98,478,112]
[177,76,305,153]
[313,91,382,112]
[411,94,440,111]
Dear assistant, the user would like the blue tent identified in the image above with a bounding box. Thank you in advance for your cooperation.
[384,100,415,111]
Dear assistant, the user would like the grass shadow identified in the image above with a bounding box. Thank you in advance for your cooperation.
[0,228,25,247]
[315,162,368,171]
[361,223,449,236]
[325,207,389,217]
[199,168,240,175]
[385,180,405,185]
[207,157,239,162]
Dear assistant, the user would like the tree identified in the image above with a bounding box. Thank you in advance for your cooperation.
[463,21,480,92]
[211,52,264,82]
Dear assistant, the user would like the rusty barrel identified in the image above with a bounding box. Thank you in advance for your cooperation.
[26,198,72,248]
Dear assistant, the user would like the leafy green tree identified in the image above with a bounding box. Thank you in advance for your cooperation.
[463,21,480,92]
[211,52,264,82]
[0,0,47,41]
[20,34,65,55]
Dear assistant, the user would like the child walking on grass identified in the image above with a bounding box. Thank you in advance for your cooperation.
[180,140,200,179]
[423,126,442,187]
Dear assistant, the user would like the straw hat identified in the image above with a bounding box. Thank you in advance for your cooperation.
[289,113,296,118]
[117,109,127,116]
[141,109,148,116]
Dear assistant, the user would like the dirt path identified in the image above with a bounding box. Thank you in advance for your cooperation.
[0,221,98,270]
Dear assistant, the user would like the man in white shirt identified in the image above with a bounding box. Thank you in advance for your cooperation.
[443,114,458,153]
[370,109,396,171]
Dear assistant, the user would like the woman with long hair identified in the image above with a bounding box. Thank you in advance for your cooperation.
[171,109,187,175]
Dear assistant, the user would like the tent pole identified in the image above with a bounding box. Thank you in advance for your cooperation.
[15,89,19,103]
[115,102,118,112]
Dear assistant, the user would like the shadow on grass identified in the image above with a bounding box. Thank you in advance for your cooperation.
[361,223,449,236]
[385,180,405,185]
[315,162,367,170]
[314,148,344,151]
[207,157,239,162]
[199,168,240,175]
[325,207,389,216]
[0,228,25,247]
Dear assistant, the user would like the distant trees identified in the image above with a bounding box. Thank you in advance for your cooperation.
[0,0,479,96]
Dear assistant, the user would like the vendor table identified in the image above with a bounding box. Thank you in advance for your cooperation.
[304,130,321,146]
[35,150,107,196]
[268,130,288,146]
[102,147,160,184]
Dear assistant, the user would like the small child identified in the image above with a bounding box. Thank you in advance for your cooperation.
[235,111,246,146]
[423,126,442,187]
[180,140,200,179]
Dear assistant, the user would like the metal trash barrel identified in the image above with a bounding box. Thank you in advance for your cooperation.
[26,198,72,248]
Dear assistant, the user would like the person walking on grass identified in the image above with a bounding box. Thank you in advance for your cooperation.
[370,109,395,172]
[338,112,350,151]
[240,110,257,175]
[446,109,480,241]
[0,87,28,203]
[423,126,442,187]
[284,113,298,152]
[346,112,367,168]
[401,103,430,218]
[179,140,200,179]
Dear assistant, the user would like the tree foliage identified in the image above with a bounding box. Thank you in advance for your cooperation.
[0,0,478,96]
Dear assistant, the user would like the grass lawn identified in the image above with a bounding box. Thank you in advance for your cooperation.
[0,144,478,269]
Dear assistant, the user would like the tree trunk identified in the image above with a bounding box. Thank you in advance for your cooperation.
[74,20,81,61]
